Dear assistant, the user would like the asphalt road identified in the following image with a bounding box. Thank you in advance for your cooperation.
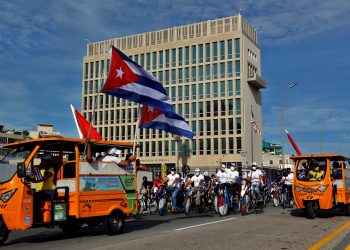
[2,204,350,250]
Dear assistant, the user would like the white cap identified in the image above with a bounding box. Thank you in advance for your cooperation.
[231,163,236,167]
[221,164,226,168]
[107,147,117,155]
[252,162,257,166]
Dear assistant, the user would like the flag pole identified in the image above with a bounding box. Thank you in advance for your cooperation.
[251,105,254,163]
[133,104,141,156]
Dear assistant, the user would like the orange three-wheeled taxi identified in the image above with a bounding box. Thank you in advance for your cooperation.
[292,154,350,219]
[0,137,138,244]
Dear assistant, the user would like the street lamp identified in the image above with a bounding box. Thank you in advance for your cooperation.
[320,115,332,153]
[281,82,298,169]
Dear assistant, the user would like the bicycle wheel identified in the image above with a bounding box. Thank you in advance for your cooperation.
[137,199,145,215]
[240,193,250,216]
[255,195,264,213]
[158,197,167,216]
[232,196,241,214]
[184,196,192,215]
[214,195,219,214]
[217,193,228,216]
[149,198,158,215]
[273,190,280,207]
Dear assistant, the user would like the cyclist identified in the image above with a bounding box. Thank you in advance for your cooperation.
[214,164,230,195]
[187,168,205,205]
[163,168,180,213]
[247,162,263,201]
[228,163,241,199]
[283,168,294,206]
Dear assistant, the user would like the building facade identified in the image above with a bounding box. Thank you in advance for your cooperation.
[82,15,266,173]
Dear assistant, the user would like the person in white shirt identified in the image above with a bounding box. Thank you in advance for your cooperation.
[247,162,263,200]
[283,168,294,205]
[228,163,241,199]
[163,168,180,213]
[188,168,205,205]
[101,147,136,170]
[214,164,230,195]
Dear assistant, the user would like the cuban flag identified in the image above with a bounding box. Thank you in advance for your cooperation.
[139,105,193,140]
[101,46,172,112]
[70,104,103,140]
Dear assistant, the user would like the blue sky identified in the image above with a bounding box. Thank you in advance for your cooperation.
[1,0,350,155]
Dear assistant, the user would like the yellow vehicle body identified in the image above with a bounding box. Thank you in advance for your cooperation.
[291,154,350,219]
[0,137,138,244]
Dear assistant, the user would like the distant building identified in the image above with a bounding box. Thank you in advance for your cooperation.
[0,124,61,157]
[82,14,267,173]
[262,139,294,170]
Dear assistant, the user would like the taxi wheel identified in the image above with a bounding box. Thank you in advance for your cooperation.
[0,221,9,245]
[306,201,317,219]
[103,211,125,235]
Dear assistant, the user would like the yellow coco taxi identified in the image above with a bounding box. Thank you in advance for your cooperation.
[0,137,138,244]
[292,154,350,219]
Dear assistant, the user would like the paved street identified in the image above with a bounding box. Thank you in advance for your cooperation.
[2,204,350,250]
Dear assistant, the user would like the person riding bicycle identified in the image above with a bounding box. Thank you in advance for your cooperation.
[247,162,263,201]
[283,168,294,206]
[163,168,180,213]
[228,163,241,199]
[187,168,205,205]
[214,164,230,195]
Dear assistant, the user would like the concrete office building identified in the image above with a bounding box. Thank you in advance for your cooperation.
[82,14,266,173]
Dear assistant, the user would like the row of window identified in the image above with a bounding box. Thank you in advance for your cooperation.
[84,79,241,104]
[83,97,242,125]
[137,137,242,157]
[84,39,240,79]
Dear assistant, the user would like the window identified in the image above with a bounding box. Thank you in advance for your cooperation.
[191,66,196,81]
[213,82,218,97]
[228,80,233,96]
[185,46,189,65]
[236,117,242,134]
[178,47,183,66]
[178,86,183,101]
[159,50,163,67]
[213,42,218,61]
[172,48,176,67]
[213,63,218,79]
[199,139,204,155]
[192,140,197,156]
[213,138,218,154]
[206,138,211,154]
[192,84,197,98]
[89,62,94,78]
[235,79,241,95]
[220,63,225,78]
[192,102,197,118]
[235,60,240,77]
[205,64,211,80]
[227,61,233,77]
[228,118,233,134]
[236,98,241,115]
[221,118,226,135]
[185,67,190,82]
[192,45,196,64]
[199,102,204,117]
[236,137,241,154]
[228,99,234,115]
[205,82,211,98]
[146,53,151,70]
[221,138,226,154]
[206,101,211,117]
[171,86,176,101]
[165,70,170,85]
[178,68,183,83]
[171,69,176,84]
[199,83,204,99]
[235,38,240,58]
[199,120,204,136]
[229,137,234,154]
[220,81,225,97]
[213,100,218,115]
[152,52,157,69]
[140,54,145,67]
[185,103,189,118]
[220,40,225,60]
[227,39,232,59]
[221,100,226,116]
[199,65,204,81]
[84,63,88,79]
[185,85,190,100]
[165,50,170,67]
[213,119,218,135]
[199,44,203,63]
[206,119,211,135]
[205,43,210,62]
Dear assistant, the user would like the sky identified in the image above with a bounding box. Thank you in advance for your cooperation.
[0,0,350,155]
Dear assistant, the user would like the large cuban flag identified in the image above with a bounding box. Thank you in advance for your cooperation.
[70,104,103,140]
[101,46,172,112]
[139,105,193,140]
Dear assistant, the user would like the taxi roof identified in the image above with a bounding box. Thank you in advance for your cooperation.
[2,137,137,152]
[290,154,350,161]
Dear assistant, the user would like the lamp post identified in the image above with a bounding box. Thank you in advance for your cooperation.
[320,115,332,153]
[281,82,298,169]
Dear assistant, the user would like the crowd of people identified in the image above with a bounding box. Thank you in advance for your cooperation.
[139,161,296,214]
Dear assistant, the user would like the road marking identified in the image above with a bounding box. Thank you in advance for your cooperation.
[175,217,237,231]
[308,220,350,250]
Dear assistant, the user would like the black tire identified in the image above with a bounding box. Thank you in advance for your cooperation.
[0,220,10,245]
[232,197,241,214]
[184,196,192,215]
[149,198,158,215]
[103,211,125,235]
[158,197,167,216]
[306,201,317,219]
[240,194,250,216]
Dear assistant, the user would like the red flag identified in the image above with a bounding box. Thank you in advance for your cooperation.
[285,130,302,155]
[70,104,102,140]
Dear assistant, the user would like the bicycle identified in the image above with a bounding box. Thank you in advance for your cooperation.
[228,182,241,214]
[240,181,264,215]
[184,186,205,215]
[214,183,229,216]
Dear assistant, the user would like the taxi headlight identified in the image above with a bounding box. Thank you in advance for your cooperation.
[318,185,328,192]
[0,189,17,203]
[295,186,302,192]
